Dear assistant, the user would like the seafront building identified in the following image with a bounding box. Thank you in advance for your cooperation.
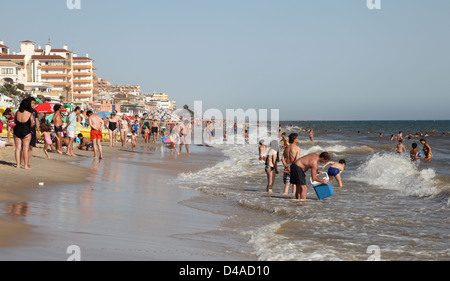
[1,39,177,114]
[0,39,98,108]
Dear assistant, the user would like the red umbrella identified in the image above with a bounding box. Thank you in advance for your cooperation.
[34,103,67,113]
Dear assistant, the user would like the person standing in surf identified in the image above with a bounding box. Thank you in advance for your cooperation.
[281,133,301,195]
[420,138,433,162]
[265,140,279,193]
[290,152,330,200]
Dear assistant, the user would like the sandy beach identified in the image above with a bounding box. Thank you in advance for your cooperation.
[0,137,257,260]
[0,142,93,247]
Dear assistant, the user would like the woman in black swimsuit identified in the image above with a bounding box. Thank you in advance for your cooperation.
[13,98,34,169]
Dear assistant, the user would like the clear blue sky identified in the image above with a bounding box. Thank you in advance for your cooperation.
[2,0,450,120]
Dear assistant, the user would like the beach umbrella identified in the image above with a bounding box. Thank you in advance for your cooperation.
[45,113,54,123]
[34,103,66,114]
[35,98,43,104]
[63,103,74,109]
[97,111,111,118]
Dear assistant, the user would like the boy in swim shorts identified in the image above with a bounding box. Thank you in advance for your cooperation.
[321,159,346,187]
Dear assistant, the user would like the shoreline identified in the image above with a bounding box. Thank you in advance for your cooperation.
[0,138,257,260]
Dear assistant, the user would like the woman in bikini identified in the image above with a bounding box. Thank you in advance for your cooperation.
[13,98,34,169]
[265,140,279,193]
[119,115,129,148]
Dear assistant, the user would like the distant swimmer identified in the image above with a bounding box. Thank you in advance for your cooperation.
[396,139,406,154]
[420,138,433,162]
[410,143,423,165]
[321,159,346,188]
[290,152,330,200]
[281,133,300,195]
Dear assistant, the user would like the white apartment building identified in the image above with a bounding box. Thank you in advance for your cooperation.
[0,40,98,102]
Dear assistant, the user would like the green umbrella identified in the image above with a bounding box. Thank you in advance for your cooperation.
[63,103,74,109]
[35,98,43,104]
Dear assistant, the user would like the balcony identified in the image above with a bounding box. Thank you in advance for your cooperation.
[41,73,71,78]
[49,81,71,86]
[73,65,92,69]
[40,65,71,70]
[73,72,93,76]
[73,87,93,91]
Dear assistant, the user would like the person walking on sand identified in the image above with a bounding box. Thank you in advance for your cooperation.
[420,138,433,162]
[52,104,64,154]
[87,111,104,159]
[107,112,119,147]
[40,123,58,159]
[265,140,279,193]
[65,106,81,156]
[281,133,301,195]
[119,115,129,147]
[179,120,190,154]
[13,98,34,169]
[290,152,330,200]
[131,130,137,152]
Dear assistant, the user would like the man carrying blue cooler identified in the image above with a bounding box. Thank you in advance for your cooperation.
[290,152,330,200]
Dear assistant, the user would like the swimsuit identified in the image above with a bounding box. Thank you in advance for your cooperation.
[108,121,117,131]
[90,129,103,140]
[55,125,63,133]
[265,165,274,171]
[283,165,291,184]
[44,134,52,145]
[289,163,307,186]
[328,167,340,177]
[82,143,93,149]
[13,115,32,139]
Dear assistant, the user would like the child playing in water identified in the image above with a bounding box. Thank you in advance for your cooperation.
[410,143,423,165]
[321,159,346,187]
[40,123,58,159]
[131,130,137,152]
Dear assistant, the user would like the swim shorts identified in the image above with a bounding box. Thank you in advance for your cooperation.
[55,126,63,133]
[290,163,306,186]
[90,129,103,140]
[328,167,340,177]
[283,171,290,184]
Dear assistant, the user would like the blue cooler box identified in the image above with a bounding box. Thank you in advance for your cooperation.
[313,183,334,200]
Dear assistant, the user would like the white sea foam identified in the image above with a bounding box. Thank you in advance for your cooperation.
[350,153,440,197]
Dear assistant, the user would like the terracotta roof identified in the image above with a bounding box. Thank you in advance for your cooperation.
[0,55,25,60]
[0,44,9,48]
[73,57,93,61]
[20,40,34,43]
[31,55,66,60]
[51,49,72,53]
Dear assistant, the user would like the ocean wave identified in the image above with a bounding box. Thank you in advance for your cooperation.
[350,153,444,197]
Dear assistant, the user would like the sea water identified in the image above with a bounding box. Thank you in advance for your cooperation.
[177,120,450,260]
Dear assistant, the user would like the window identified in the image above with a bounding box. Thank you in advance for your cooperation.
[1,68,14,74]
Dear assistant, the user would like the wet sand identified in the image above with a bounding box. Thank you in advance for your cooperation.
[0,139,256,260]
